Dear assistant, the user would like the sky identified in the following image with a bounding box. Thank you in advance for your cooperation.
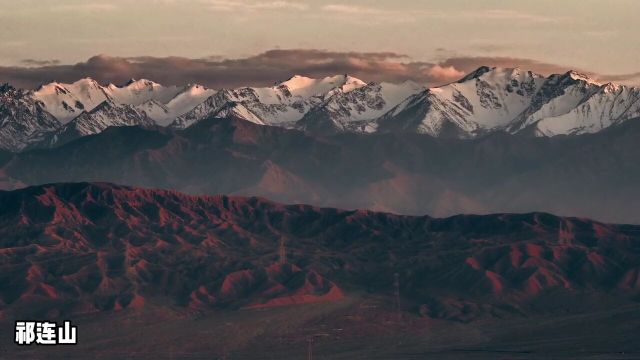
[1,0,639,88]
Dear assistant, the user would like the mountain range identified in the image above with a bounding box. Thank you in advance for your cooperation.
[1,116,639,224]
[2,66,640,358]
[2,182,639,321]
[2,67,640,151]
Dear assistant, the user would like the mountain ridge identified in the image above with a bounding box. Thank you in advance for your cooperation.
[1,181,639,320]
[2,66,640,151]
[2,116,640,224]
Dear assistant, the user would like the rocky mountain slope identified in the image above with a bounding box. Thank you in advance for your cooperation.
[2,117,640,224]
[0,84,60,151]
[378,68,640,137]
[32,78,190,124]
[171,74,368,129]
[30,100,156,149]
[1,182,639,320]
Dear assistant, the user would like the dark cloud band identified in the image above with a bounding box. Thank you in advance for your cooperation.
[0,50,636,90]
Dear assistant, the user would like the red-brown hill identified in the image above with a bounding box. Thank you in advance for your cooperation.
[1,182,639,321]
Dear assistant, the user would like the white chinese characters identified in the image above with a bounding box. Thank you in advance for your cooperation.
[15,321,77,345]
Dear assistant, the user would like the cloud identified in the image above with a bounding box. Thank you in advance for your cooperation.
[437,56,640,86]
[20,59,61,67]
[49,3,119,12]
[438,56,579,76]
[598,72,640,86]
[583,29,619,40]
[207,0,307,12]
[320,4,564,25]
[473,9,564,23]
[321,4,420,24]
[424,65,465,83]
[469,44,512,53]
[0,50,442,89]
[1,50,638,90]
[322,4,374,14]
[322,4,398,16]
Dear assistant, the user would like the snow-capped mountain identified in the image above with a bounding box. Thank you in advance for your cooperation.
[524,81,640,136]
[0,84,60,151]
[32,78,211,126]
[170,89,266,129]
[2,67,640,152]
[33,78,110,123]
[505,71,603,134]
[146,84,216,126]
[169,67,640,139]
[170,74,367,129]
[32,100,155,149]
[296,80,425,133]
[376,89,478,137]
[377,67,548,137]
[374,67,640,138]
[106,79,182,106]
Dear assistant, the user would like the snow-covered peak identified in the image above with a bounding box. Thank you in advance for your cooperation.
[600,82,622,94]
[10,70,640,148]
[67,78,104,95]
[424,66,546,130]
[457,66,495,83]
[181,84,211,96]
[105,80,181,106]
[33,79,110,123]
[67,78,105,98]
[565,70,601,86]
[0,83,61,151]
[340,75,367,92]
[69,77,100,87]
[123,78,162,90]
[34,82,70,96]
[148,84,216,126]
[296,78,426,133]
[31,78,188,123]
[456,66,541,85]
[281,74,311,84]
[279,74,366,98]
[278,75,314,92]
